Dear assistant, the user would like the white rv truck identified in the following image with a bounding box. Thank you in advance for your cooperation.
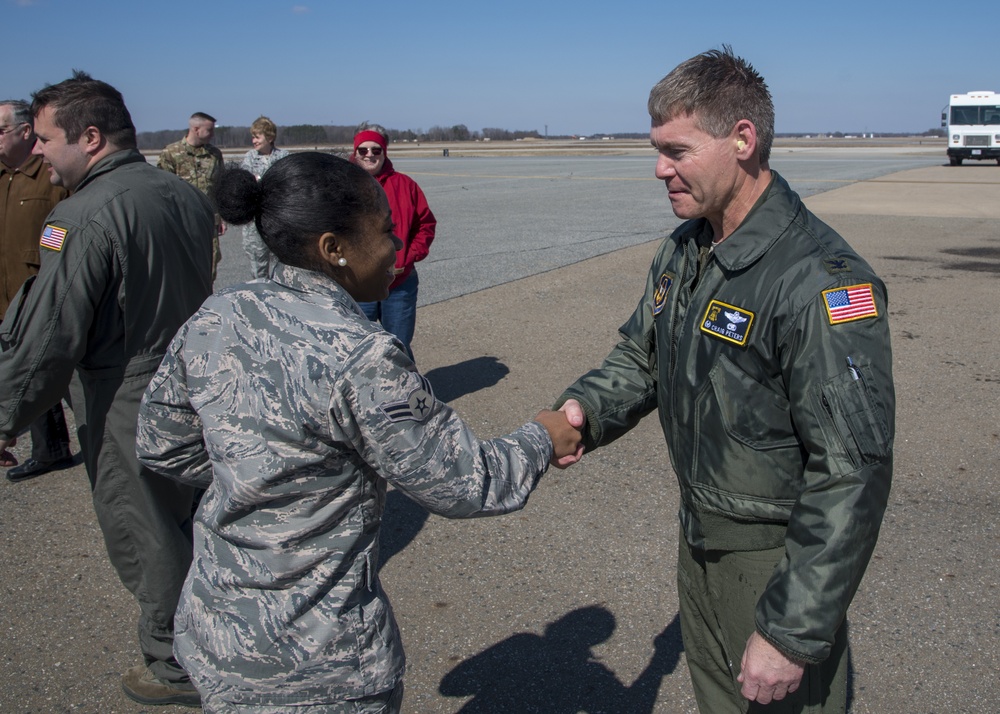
[941,91,1000,166]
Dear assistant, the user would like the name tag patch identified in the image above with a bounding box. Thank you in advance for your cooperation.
[652,272,674,316]
[700,300,755,346]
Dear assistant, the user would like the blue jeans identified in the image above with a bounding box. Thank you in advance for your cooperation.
[359,271,418,360]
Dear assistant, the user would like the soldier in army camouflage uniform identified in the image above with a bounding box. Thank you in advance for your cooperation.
[136,153,582,714]
[157,111,224,280]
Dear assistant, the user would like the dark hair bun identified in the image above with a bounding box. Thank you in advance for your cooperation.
[212,167,262,226]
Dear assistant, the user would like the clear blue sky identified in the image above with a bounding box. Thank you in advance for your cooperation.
[7,0,997,136]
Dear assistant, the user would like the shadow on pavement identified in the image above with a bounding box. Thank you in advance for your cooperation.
[423,356,510,403]
[439,607,684,713]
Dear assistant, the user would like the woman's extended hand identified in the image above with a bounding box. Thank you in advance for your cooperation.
[534,409,583,466]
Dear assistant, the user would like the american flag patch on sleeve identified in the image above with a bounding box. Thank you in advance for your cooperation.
[39,224,68,252]
[822,284,878,324]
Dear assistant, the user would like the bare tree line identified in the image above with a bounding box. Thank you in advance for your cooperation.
[139,121,938,151]
[136,123,559,151]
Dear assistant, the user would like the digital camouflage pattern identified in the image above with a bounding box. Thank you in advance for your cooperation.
[240,147,289,181]
[239,147,289,278]
[137,263,553,707]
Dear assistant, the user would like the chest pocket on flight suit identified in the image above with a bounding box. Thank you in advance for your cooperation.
[709,354,799,449]
[694,354,804,505]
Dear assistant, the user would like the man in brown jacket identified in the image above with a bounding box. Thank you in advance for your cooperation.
[0,99,72,480]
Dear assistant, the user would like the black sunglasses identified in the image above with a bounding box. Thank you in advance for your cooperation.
[356,147,383,157]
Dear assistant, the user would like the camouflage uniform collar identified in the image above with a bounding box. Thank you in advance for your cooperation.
[270,262,358,309]
[182,138,216,155]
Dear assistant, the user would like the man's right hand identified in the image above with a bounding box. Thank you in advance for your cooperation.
[551,399,586,468]
[738,631,805,705]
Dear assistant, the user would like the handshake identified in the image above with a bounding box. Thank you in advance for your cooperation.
[534,399,587,469]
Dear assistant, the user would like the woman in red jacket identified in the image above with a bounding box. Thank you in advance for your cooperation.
[351,124,436,361]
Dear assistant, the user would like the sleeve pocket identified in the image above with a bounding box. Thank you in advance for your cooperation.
[820,366,891,469]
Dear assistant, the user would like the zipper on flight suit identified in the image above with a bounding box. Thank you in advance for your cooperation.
[668,245,694,389]
[667,238,711,468]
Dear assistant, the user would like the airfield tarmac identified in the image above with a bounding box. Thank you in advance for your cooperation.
[1,145,998,713]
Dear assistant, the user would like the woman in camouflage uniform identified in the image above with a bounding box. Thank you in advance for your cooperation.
[239,116,288,278]
[136,153,581,714]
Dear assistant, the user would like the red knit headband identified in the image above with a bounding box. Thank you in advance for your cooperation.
[354,131,387,153]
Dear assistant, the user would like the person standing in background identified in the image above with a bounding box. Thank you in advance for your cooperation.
[0,99,72,480]
[158,111,225,282]
[239,115,288,278]
[351,123,436,362]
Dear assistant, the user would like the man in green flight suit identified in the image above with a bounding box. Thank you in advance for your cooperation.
[0,71,214,708]
[555,47,894,713]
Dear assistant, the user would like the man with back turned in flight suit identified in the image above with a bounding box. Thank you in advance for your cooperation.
[0,71,214,707]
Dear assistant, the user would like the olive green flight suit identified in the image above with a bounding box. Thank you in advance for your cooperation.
[559,173,894,712]
[0,149,214,684]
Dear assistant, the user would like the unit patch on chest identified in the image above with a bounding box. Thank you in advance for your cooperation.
[700,300,755,346]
